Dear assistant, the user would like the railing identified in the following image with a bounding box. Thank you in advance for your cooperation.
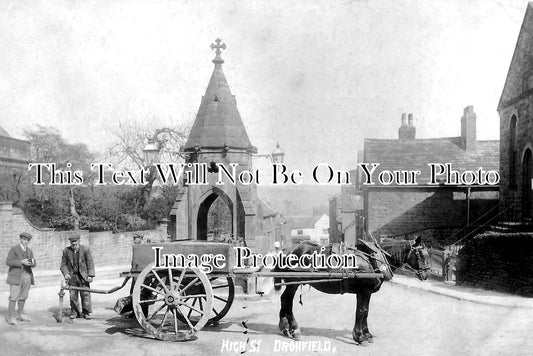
[450,203,508,247]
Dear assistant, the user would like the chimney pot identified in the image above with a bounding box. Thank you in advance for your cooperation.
[399,112,416,140]
[401,113,407,126]
[461,105,477,150]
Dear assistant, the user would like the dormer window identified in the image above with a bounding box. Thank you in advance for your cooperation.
[214,96,219,102]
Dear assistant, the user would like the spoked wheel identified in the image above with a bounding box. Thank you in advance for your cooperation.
[208,276,234,325]
[132,263,213,341]
[175,276,234,326]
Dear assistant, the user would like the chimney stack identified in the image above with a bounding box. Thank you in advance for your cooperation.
[461,105,477,150]
[399,113,416,140]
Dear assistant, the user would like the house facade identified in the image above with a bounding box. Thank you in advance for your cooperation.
[335,110,499,248]
[0,127,31,203]
[288,214,330,246]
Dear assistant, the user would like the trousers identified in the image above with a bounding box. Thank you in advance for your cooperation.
[69,272,92,315]
[9,272,31,301]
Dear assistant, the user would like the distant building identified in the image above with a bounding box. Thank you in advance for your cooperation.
[329,169,364,247]
[0,127,30,202]
[498,3,533,221]
[287,214,329,246]
[338,110,499,247]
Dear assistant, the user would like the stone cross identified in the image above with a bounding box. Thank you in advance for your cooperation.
[210,38,226,56]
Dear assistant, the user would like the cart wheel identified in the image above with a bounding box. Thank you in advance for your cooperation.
[208,277,234,325]
[132,263,213,341]
[175,276,234,326]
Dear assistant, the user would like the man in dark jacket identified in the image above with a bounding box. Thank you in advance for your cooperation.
[60,234,95,319]
[5,232,36,325]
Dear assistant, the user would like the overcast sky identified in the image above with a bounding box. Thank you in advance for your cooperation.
[0,0,529,178]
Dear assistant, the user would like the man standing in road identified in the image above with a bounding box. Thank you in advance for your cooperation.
[60,234,95,320]
[5,232,36,325]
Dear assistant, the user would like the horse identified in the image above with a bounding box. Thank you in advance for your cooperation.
[271,236,430,345]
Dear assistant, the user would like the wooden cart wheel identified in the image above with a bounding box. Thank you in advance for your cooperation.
[175,276,234,326]
[208,276,234,325]
[132,263,213,341]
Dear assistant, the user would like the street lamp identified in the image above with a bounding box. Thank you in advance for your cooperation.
[254,142,285,163]
[271,142,285,164]
[143,137,160,166]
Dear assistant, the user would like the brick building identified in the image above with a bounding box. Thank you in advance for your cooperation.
[498,3,533,221]
[337,110,499,248]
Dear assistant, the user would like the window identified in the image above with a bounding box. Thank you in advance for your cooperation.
[297,230,303,235]
[509,115,517,189]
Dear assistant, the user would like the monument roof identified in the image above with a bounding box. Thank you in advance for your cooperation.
[183,39,255,151]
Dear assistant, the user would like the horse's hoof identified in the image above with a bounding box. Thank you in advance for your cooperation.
[282,329,291,338]
[291,328,302,340]
[352,331,367,346]
[279,317,289,332]
[364,333,374,343]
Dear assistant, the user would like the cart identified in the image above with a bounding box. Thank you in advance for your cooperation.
[57,241,383,341]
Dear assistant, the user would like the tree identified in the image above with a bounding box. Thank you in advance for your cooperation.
[106,120,191,220]
[107,121,190,170]
[23,125,96,230]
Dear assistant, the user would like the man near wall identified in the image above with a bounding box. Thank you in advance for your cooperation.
[60,234,95,320]
[5,232,36,325]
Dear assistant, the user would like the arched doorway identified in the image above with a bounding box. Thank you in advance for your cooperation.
[196,189,233,240]
[522,148,533,220]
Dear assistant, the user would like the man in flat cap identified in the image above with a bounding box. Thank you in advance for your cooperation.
[60,234,95,320]
[5,232,36,325]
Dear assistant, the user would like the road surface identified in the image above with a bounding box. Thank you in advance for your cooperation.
[0,272,531,356]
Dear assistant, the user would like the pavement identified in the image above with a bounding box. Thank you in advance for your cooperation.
[390,273,533,309]
[1,264,532,308]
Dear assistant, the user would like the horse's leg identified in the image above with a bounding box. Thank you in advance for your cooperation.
[361,292,374,343]
[352,293,369,346]
[279,284,300,339]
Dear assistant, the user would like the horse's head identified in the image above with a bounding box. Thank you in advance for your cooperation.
[405,236,430,280]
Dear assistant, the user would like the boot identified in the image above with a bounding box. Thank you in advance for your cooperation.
[6,300,16,325]
[17,300,31,322]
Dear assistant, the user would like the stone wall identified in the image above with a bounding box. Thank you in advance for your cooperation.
[0,201,164,273]
[367,187,499,242]
[456,232,533,296]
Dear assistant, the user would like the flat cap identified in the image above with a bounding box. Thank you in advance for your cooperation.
[133,233,144,239]
[19,232,32,240]
[68,234,81,241]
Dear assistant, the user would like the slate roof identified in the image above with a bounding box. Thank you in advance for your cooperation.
[363,137,499,187]
[0,126,11,137]
[286,215,321,229]
[182,50,255,151]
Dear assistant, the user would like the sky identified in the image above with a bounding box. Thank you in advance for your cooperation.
[0,0,530,179]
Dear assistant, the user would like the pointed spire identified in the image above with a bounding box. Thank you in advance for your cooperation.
[182,39,255,152]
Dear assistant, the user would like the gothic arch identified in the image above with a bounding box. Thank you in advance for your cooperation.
[195,187,234,241]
